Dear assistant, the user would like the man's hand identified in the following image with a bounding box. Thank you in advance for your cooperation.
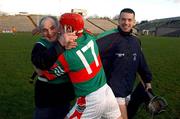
[32,27,40,35]
[34,67,43,76]
[145,83,152,91]
[58,31,78,49]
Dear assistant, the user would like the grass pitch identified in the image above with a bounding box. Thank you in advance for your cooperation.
[0,33,179,119]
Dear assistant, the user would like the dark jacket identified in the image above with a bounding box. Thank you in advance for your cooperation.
[97,27,152,97]
[31,38,75,107]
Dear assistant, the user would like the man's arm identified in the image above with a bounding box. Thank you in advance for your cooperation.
[138,52,152,90]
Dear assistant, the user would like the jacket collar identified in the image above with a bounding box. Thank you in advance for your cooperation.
[117,26,132,36]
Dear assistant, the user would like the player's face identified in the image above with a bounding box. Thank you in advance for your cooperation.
[42,18,58,42]
[118,12,135,32]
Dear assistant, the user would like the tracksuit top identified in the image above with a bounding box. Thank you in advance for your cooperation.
[96,27,152,97]
[42,31,106,97]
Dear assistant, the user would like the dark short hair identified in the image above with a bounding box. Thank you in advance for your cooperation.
[120,8,135,16]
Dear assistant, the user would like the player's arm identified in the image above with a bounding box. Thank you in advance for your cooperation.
[31,41,65,70]
[31,32,77,70]
[96,34,113,55]
[96,34,116,79]
[137,51,152,90]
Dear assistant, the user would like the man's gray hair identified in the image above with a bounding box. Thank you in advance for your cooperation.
[38,16,59,32]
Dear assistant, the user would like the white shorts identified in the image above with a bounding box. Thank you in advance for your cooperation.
[116,95,131,105]
[67,84,121,119]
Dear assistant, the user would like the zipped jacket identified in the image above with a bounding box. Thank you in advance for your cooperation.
[96,27,152,97]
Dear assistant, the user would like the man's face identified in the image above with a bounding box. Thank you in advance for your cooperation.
[118,12,135,32]
[42,18,58,42]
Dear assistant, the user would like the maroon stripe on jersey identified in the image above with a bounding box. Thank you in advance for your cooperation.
[69,55,102,83]
[58,54,70,72]
[41,63,58,80]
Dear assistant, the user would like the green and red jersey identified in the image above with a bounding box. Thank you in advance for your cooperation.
[36,38,70,84]
[42,31,106,97]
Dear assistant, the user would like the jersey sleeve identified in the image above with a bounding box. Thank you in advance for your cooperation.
[31,41,65,70]
[96,34,116,79]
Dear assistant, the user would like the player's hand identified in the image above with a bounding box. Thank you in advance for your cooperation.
[34,67,43,76]
[58,31,78,49]
[65,41,78,49]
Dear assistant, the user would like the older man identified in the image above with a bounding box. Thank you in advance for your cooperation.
[31,16,77,119]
